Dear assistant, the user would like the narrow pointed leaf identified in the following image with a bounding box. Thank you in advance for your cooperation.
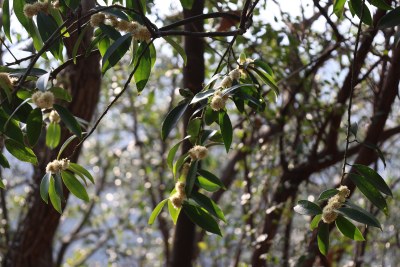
[338,205,381,229]
[68,163,95,184]
[167,136,191,170]
[27,108,43,147]
[294,200,322,216]
[57,135,78,160]
[190,89,215,104]
[192,191,226,222]
[102,33,131,73]
[161,101,189,140]
[133,41,156,91]
[310,214,322,230]
[333,0,347,18]
[185,160,198,197]
[168,198,181,224]
[197,169,225,192]
[378,6,400,28]
[46,122,61,149]
[219,111,232,153]
[335,215,365,241]
[182,202,222,236]
[318,189,339,201]
[61,171,89,202]
[40,173,51,204]
[353,164,392,196]
[53,104,82,138]
[49,177,62,213]
[317,222,330,256]
[148,199,168,225]
[5,139,38,164]
[2,0,11,41]
[163,36,187,65]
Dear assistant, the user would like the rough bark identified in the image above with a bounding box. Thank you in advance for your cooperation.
[3,0,101,266]
[170,1,205,267]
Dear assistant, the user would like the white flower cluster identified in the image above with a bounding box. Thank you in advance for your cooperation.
[322,185,351,224]
[90,13,151,42]
[169,181,186,209]
[23,1,51,18]
[46,158,70,174]
[210,90,229,111]
[32,91,55,109]
[49,110,61,123]
[188,145,208,160]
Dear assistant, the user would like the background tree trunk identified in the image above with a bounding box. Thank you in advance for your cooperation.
[3,0,101,266]
[170,1,205,267]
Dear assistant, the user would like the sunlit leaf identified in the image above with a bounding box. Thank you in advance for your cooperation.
[192,191,226,222]
[46,122,61,149]
[335,215,365,241]
[310,214,322,230]
[353,164,392,196]
[49,176,62,213]
[148,199,168,225]
[133,41,156,92]
[5,139,38,164]
[168,197,181,224]
[68,163,95,184]
[53,104,82,138]
[182,202,222,236]
[294,200,322,216]
[61,171,89,202]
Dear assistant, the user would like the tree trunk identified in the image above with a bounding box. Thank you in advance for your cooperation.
[3,0,101,266]
[170,1,205,267]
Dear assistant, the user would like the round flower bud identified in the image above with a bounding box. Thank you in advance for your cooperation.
[40,91,55,109]
[49,110,61,123]
[46,160,61,174]
[189,145,208,160]
[210,94,225,111]
[134,25,151,42]
[175,181,186,195]
[220,76,233,89]
[23,4,40,18]
[60,158,70,170]
[90,13,106,27]
[338,185,350,198]
[322,207,338,224]
[0,73,13,88]
[229,69,241,81]
[37,2,50,13]
[126,22,140,34]
[170,194,184,209]
[117,20,130,31]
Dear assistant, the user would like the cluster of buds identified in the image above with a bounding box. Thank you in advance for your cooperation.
[0,73,13,89]
[188,145,208,160]
[32,91,55,109]
[49,110,61,123]
[23,1,52,18]
[90,13,151,42]
[46,158,70,174]
[210,90,229,111]
[322,185,351,223]
[169,181,186,209]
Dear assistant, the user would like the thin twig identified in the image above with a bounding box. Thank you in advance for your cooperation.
[341,0,366,182]
[0,37,18,62]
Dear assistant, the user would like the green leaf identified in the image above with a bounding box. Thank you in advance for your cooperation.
[197,169,225,192]
[310,214,322,230]
[190,89,215,104]
[253,60,274,75]
[163,36,187,65]
[27,108,43,147]
[5,139,38,164]
[0,110,24,144]
[173,153,188,179]
[317,222,330,256]
[54,172,64,200]
[161,101,189,140]
[68,163,95,184]
[133,41,156,92]
[338,205,381,229]
[167,136,191,170]
[348,173,388,215]
[49,176,62,213]
[0,179,5,189]
[318,189,339,201]
[2,0,11,41]
[378,6,400,28]
[368,0,392,11]
[187,118,201,144]
[37,13,63,60]
[249,67,279,95]
[53,104,82,138]
[102,33,132,74]
[61,171,89,202]
[168,198,181,224]
[46,122,61,149]
[72,24,90,64]
[353,164,392,196]
[49,87,72,102]
[219,111,232,153]
[0,78,12,102]
[148,199,168,225]
[333,0,347,18]
[294,200,322,216]
[204,107,219,125]
[335,215,365,241]
[350,0,373,26]
[180,0,195,9]
[40,173,51,204]
[182,202,222,236]
[185,160,198,197]
[192,191,226,222]
[0,153,10,169]
[57,135,78,160]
